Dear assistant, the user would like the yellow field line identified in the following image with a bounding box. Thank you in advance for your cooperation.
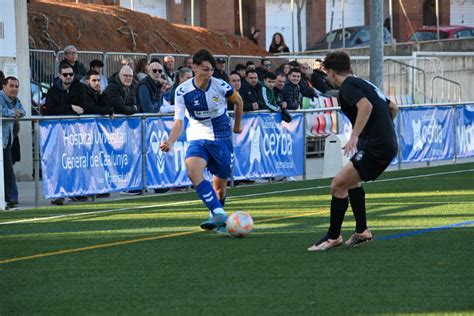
[0,210,327,265]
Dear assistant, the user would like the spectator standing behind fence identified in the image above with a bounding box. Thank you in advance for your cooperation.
[227,71,242,110]
[136,60,166,113]
[45,64,86,116]
[256,58,272,81]
[1,77,25,210]
[169,67,193,108]
[89,59,108,91]
[311,58,335,95]
[260,72,280,112]
[239,69,263,111]
[269,32,290,53]
[282,68,302,110]
[83,70,113,116]
[59,45,87,81]
[213,58,229,83]
[234,64,247,79]
[104,65,138,115]
[163,55,176,86]
[134,58,149,82]
[45,65,87,205]
[248,27,261,46]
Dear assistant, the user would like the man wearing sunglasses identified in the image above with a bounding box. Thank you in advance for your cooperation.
[45,64,86,116]
[136,59,167,113]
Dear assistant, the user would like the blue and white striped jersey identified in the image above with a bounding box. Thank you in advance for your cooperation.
[174,77,235,141]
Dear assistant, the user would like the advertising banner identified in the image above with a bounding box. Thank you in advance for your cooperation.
[145,117,193,188]
[400,106,454,162]
[233,113,304,179]
[40,118,142,198]
[456,105,474,158]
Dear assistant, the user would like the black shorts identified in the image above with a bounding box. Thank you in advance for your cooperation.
[350,149,395,181]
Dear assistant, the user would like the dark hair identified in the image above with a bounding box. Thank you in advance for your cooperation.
[230,71,240,76]
[287,68,301,76]
[135,57,149,73]
[271,32,286,46]
[89,59,104,69]
[3,76,19,86]
[245,61,255,67]
[176,67,192,84]
[0,70,4,86]
[288,60,300,68]
[323,51,351,74]
[192,49,216,69]
[86,70,100,80]
[149,58,162,65]
[264,72,276,80]
[261,58,270,65]
[315,58,324,63]
[59,63,73,73]
[245,69,258,77]
[235,63,246,71]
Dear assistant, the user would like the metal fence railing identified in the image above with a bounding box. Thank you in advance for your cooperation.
[28,49,472,105]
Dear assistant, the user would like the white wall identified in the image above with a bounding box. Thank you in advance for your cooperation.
[326,0,364,31]
[266,0,307,52]
[451,0,474,26]
[121,0,167,19]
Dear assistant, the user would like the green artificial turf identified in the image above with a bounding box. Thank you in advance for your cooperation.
[1,163,473,315]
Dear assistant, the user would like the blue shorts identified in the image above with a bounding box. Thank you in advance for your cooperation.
[186,139,233,179]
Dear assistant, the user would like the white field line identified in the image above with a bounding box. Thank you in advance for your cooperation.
[1,168,473,226]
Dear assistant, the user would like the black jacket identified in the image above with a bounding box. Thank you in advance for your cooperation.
[239,80,263,112]
[45,78,86,115]
[104,73,138,115]
[136,75,162,113]
[282,81,301,110]
[59,59,87,81]
[84,85,113,115]
[311,69,333,93]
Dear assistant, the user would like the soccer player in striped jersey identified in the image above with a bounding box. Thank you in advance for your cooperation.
[160,49,243,233]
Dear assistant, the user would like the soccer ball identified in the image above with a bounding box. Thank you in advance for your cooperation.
[226,211,254,238]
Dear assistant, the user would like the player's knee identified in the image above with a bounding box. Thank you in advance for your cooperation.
[331,176,347,197]
[186,169,202,184]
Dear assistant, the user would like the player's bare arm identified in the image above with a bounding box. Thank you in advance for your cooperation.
[228,91,243,134]
[160,119,183,152]
[388,101,398,119]
[344,97,372,156]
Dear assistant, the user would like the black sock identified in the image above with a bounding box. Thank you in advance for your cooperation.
[349,186,367,233]
[327,196,349,239]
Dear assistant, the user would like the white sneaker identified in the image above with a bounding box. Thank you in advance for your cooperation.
[308,235,343,251]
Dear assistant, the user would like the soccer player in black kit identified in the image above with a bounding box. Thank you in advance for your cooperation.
[308,51,398,251]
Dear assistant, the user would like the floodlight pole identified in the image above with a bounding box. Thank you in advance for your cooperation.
[239,0,243,36]
[328,0,335,50]
[291,0,295,52]
[191,0,195,26]
[342,0,345,49]
[436,0,440,41]
[369,0,384,90]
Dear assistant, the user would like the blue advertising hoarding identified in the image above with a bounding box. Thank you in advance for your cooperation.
[40,118,142,198]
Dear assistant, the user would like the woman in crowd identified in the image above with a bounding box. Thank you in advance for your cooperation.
[269,32,290,53]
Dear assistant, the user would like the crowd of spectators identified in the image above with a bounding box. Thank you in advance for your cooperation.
[3,41,338,208]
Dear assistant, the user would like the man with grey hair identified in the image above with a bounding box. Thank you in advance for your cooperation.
[59,45,87,81]
[163,55,175,86]
[104,65,138,115]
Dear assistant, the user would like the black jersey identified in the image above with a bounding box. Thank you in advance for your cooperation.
[338,76,397,158]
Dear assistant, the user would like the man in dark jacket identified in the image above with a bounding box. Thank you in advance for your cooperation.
[44,64,87,205]
[104,65,138,115]
[311,58,334,94]
[45,64,86,115]
[84,70,113,115]
[282,68,302,110]
[136,59,165,113]
[212,58,229,83]
[239,69,263,111]
[59,45,87,81]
